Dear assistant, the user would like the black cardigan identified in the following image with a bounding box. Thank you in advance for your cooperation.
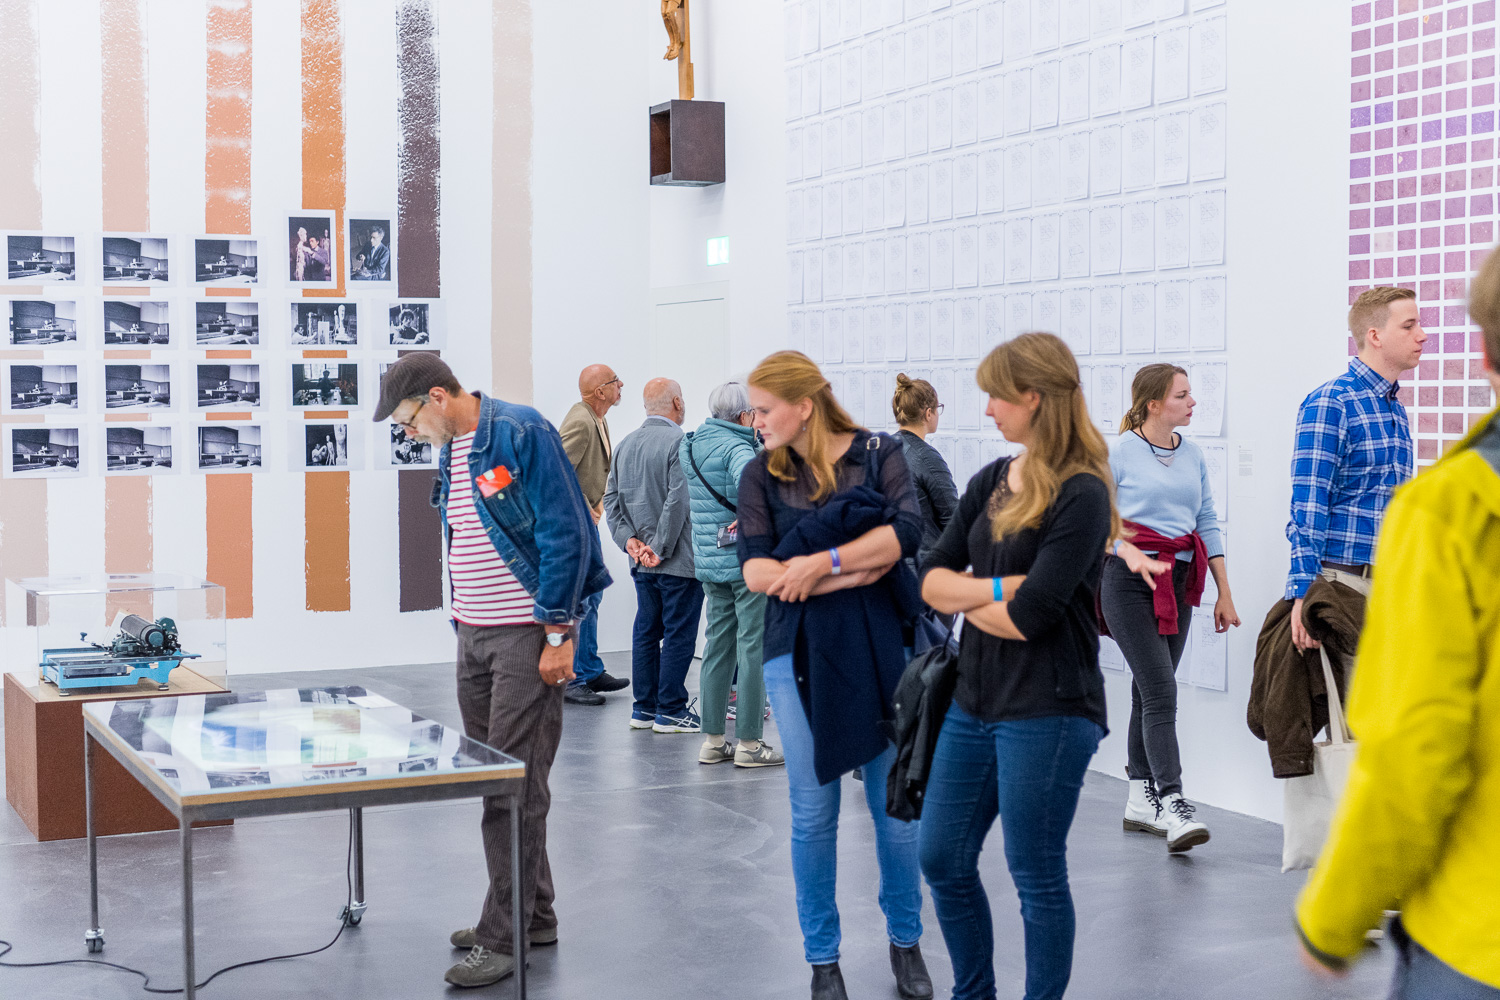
[921,457,1111,731]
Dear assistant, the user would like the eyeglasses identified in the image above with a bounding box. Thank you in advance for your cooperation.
[934,404,946,415]
[594,377,622,392]
[393,397,426,429]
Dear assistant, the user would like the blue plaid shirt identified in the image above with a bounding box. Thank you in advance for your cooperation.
[1285,358,1414,599]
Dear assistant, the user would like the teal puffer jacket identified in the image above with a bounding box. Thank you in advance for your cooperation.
[679,418,759,583]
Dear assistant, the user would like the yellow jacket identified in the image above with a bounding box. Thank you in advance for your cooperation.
[1296,407,1500,985]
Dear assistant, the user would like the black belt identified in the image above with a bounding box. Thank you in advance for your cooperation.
[1323,561,1372,578]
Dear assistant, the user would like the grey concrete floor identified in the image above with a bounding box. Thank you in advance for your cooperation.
[0,653,1392,999]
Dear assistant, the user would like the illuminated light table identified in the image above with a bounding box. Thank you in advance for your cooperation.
[81,687,527,999]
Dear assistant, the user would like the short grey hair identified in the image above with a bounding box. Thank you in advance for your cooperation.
[708,381,750,421]
[643,378,682,416]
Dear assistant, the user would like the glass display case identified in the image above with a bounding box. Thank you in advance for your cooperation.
[3,574,228,699]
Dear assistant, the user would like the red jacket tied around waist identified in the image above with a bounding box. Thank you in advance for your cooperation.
[1115,520,1208,636]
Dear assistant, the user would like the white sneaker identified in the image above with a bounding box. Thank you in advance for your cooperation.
[1161,792,1210,853]
[1123,778,1166,837]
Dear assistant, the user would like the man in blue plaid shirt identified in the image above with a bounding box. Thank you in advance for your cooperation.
[1286,286,1427,653]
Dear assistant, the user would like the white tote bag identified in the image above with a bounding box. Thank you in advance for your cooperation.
[1282,649,1358,872]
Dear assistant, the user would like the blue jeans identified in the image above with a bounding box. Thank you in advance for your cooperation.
[1389,919,1500,999]
[570,589,605,685]
[631,571,704,720]
[919,704,1103,1000]
[763,653,923,965]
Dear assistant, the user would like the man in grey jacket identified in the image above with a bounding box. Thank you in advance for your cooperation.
[603,378,705,733]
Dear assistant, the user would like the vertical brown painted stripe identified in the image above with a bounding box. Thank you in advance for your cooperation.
[395,0,444,613]
[301,0,351,613]
[101,0,154,620]
[0,0,47,627]
[205,0,255,617]
[492,0,533,405]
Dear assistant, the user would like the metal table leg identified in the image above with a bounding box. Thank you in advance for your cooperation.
[84,733,104,954]
[343,807,367,925]
[181,813,196,1000]
[511,794,524,1000]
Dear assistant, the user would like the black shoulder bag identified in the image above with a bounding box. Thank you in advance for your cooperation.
[687,441,739,548]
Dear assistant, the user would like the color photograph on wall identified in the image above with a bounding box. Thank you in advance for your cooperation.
[290,301,358,346]
[386,299,443,347]
[105,424,174,475]
[103,363,172,410]
[5,234,76,282]
[6,425,82,477]
[195,300,260,346]
[196,423,263,472]
[7,298,79,348]
[348,215,393,284]
[193,237,258,285]
[101,234,171,283]
[291,362,359,408]
[5,363,80,412]
[301,421,351,469]
[196,364,261,409]
[104,299,171,347]
[288,213,338,286]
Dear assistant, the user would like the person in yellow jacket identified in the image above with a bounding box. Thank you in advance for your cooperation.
[1295,250,1500,999]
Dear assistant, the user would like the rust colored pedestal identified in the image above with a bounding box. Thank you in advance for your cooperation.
[4,673,229,841]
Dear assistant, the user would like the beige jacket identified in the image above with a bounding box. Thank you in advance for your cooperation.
[559,401,611,507]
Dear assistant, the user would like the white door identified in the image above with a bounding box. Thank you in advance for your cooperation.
[650,282,731,427]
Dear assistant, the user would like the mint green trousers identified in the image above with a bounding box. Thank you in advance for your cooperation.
[699,578,767,741]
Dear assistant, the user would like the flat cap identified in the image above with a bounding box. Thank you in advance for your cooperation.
[373,353,456,421]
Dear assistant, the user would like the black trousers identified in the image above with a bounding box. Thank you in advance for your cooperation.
[1098,557,1193,798]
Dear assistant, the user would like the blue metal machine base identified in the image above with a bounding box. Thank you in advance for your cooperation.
[40,649,186,695]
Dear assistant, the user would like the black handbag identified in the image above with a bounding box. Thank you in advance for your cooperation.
[686,440,738,548]
[884,623,960,822]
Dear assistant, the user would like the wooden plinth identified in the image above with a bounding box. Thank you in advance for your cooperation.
[4,670,231,841]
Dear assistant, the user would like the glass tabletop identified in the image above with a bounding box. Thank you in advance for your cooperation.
[83,686,522,798]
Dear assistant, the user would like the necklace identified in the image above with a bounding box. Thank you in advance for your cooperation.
[1136,429,1178,468]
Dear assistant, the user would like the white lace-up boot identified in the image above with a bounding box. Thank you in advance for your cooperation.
[1123,778,1166,836]
[1161,792,1211,853]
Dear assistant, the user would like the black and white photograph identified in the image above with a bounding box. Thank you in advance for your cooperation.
[6,364,79,412]
[386,299,443,347]
[6,234,76,281]
[195,300,259,346]
[104,299,170,347]
[193,237,258,285]
[106,425,173,474]
[348,216,392,283]
[104,364,171,410]
[7,426,82,477]
[206,771,271,789]
[197,424,262,472]
[303,422,349,468]
[8,299,79,347]
[196,364,260,408]
[290,301,357,346]
[291,362,359,407]
[101,234,170,283]
[387,422,434,467]
[288,213,337,285]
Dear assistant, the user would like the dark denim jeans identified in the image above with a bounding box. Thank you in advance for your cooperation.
[570,589,605,685]
[1388,919,1500,1000]
[630,570,704,720]
[919,704,1103,1000]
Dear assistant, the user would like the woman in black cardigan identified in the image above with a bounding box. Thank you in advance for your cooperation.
[919,333,1118,1000]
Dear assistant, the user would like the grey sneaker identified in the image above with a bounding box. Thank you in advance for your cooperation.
[450,926,556,949]
[734,741,785,768]
[698,740,736,765]
[444,945,514,988]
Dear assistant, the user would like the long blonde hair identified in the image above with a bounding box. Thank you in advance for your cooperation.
[976,333,1120,542]
[748,350,861,502]
[1119,363,1188,434]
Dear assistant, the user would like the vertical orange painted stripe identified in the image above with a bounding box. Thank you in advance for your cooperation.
[0,0,47,627]
[101,0,154,619]
[205,0,254,618]
[301,0,350,613]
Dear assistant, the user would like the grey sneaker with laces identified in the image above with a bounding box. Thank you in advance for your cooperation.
[444,945,515,988]
[449,926,556,949]
[698,740,736,765]
[734,740,785,768]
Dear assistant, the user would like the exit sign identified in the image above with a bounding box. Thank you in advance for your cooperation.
[706,236,729,266]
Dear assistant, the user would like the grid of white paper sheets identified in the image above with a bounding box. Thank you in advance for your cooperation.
[787,0,1231,691]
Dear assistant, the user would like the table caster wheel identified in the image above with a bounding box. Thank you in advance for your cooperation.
[85,929,105,953]
[157,684,170,691]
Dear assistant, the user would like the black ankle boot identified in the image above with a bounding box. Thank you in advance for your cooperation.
[810,962,848,1000]
[890,942,934,1000]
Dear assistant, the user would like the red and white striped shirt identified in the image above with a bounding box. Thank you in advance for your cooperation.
[445,432,534,627]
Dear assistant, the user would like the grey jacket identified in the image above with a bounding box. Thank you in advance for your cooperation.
[604,416,695,578]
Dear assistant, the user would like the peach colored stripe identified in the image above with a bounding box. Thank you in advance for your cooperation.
[0,0,46,627]
[1,415,45,425]
[205,0,254,617]
[105,413,152,422]
[305,470,351,613]
[105,477,153,579]
[103,287,153,297]
[205,412,254,421]
[205,349,253,359]
[100,0,149,233]
[205,287,252,297]
[107,351,153,360]
[303,410,349,419]
[301,350,347,358]
[0,351,46,360]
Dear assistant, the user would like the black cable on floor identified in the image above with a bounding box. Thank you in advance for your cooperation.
[0,812,357,994]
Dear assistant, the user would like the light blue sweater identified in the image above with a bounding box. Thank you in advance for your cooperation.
[1110,431,1225,560]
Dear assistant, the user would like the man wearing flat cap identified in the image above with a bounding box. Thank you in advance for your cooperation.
[375,354,611,989]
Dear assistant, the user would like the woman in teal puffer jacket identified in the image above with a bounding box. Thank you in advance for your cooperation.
[680,382,784,768]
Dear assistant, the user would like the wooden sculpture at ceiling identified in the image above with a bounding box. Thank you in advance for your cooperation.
[661,0,694,100]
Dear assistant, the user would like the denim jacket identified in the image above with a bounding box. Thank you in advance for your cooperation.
[430,392,612,624]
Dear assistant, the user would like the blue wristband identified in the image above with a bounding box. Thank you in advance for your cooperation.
[992,576,1003,602]
[829,548,841,576]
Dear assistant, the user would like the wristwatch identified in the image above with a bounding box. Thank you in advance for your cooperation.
[545,632,568,648]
